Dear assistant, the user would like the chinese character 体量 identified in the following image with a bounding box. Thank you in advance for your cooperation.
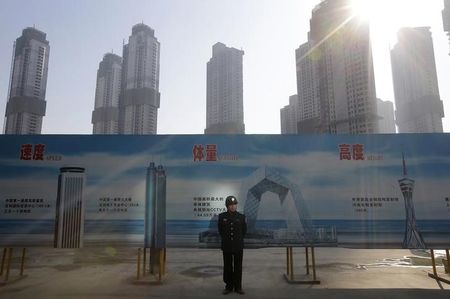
[205,144,218,161]
[193,144,205,162]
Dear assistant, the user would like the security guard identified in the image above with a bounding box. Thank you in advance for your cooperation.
[218,195,247,295]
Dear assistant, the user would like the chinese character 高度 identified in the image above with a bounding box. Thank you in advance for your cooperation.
[352,144,365,160]
[339,144,352,160]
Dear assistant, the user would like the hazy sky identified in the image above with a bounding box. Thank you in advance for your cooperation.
[0,0,449,134]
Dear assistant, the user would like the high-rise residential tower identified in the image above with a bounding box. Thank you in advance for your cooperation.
[119,24,161,134]
[296,0,379,134]
[280,95,299,134]
[443,0,450,53]
[3,27,50,134]
[54,167,86,248]
[205,42,245,134]
[391,27,444,133]
[92,53,122,134]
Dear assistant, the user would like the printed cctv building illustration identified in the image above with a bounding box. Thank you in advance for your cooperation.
[144,162,167,249]
[54,167,86,248]
[399,153,426,249]
[200,166,337,247]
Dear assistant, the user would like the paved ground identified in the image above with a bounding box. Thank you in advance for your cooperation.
[0,247,449,298]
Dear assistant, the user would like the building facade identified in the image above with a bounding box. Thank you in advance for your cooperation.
[391,27,444,133]
[119,24,161,134]
[92,53,122,134]
[443,0,450,54]
[376,99,396,134]
[3,27,50,134]
[280,95,299,134]
[296,0,378,134]
[54,167,86,248]
[205,42,245,134]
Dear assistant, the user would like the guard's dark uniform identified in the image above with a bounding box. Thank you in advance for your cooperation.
[218,209,247,292]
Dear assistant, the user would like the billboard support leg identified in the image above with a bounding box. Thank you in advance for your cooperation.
[0,248,6,276]
[143,247,147,276]
[445,249,450,274]
[158,249,164,281]
[284,246,320,284]
[20,248,26,276]
[4,248,12,282]
[428,249,450,284]
[305,247,310,275]
[136,248,142,281]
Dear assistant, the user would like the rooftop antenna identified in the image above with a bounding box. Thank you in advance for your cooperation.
[402,152,407,177]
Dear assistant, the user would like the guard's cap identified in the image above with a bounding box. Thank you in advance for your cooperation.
[225,195,238,206]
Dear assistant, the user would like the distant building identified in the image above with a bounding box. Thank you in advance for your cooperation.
[92,53,122,134]
[377,99,396,134]
[295,0,378,134]
[145,162,166,249]
[296,41,320,134]
[4,27,50,134]
[205,42,245,134]
[280,95,299,134]
[54,167,86,248]
[391,27,444,133]
[443,0,450,54]
[119,24,161,134]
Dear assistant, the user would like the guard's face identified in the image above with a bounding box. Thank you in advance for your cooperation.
[227,204,237,212]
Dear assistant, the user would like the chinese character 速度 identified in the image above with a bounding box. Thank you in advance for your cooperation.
[20,144,33,160]
[33,144,46,160]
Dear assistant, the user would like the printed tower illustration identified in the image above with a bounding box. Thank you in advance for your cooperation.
[399,153,425,248]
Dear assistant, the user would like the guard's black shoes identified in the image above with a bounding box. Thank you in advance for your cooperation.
[222,288,233,295]
[235,289,245,295]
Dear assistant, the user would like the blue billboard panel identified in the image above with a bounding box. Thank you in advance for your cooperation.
[0,134,449,249]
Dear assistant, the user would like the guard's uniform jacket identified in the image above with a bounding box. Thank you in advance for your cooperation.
[218,211,247,252]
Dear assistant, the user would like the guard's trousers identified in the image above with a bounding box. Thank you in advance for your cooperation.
[223,250,243,290]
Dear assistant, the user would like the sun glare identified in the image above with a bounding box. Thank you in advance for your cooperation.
[351,0,428,42]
